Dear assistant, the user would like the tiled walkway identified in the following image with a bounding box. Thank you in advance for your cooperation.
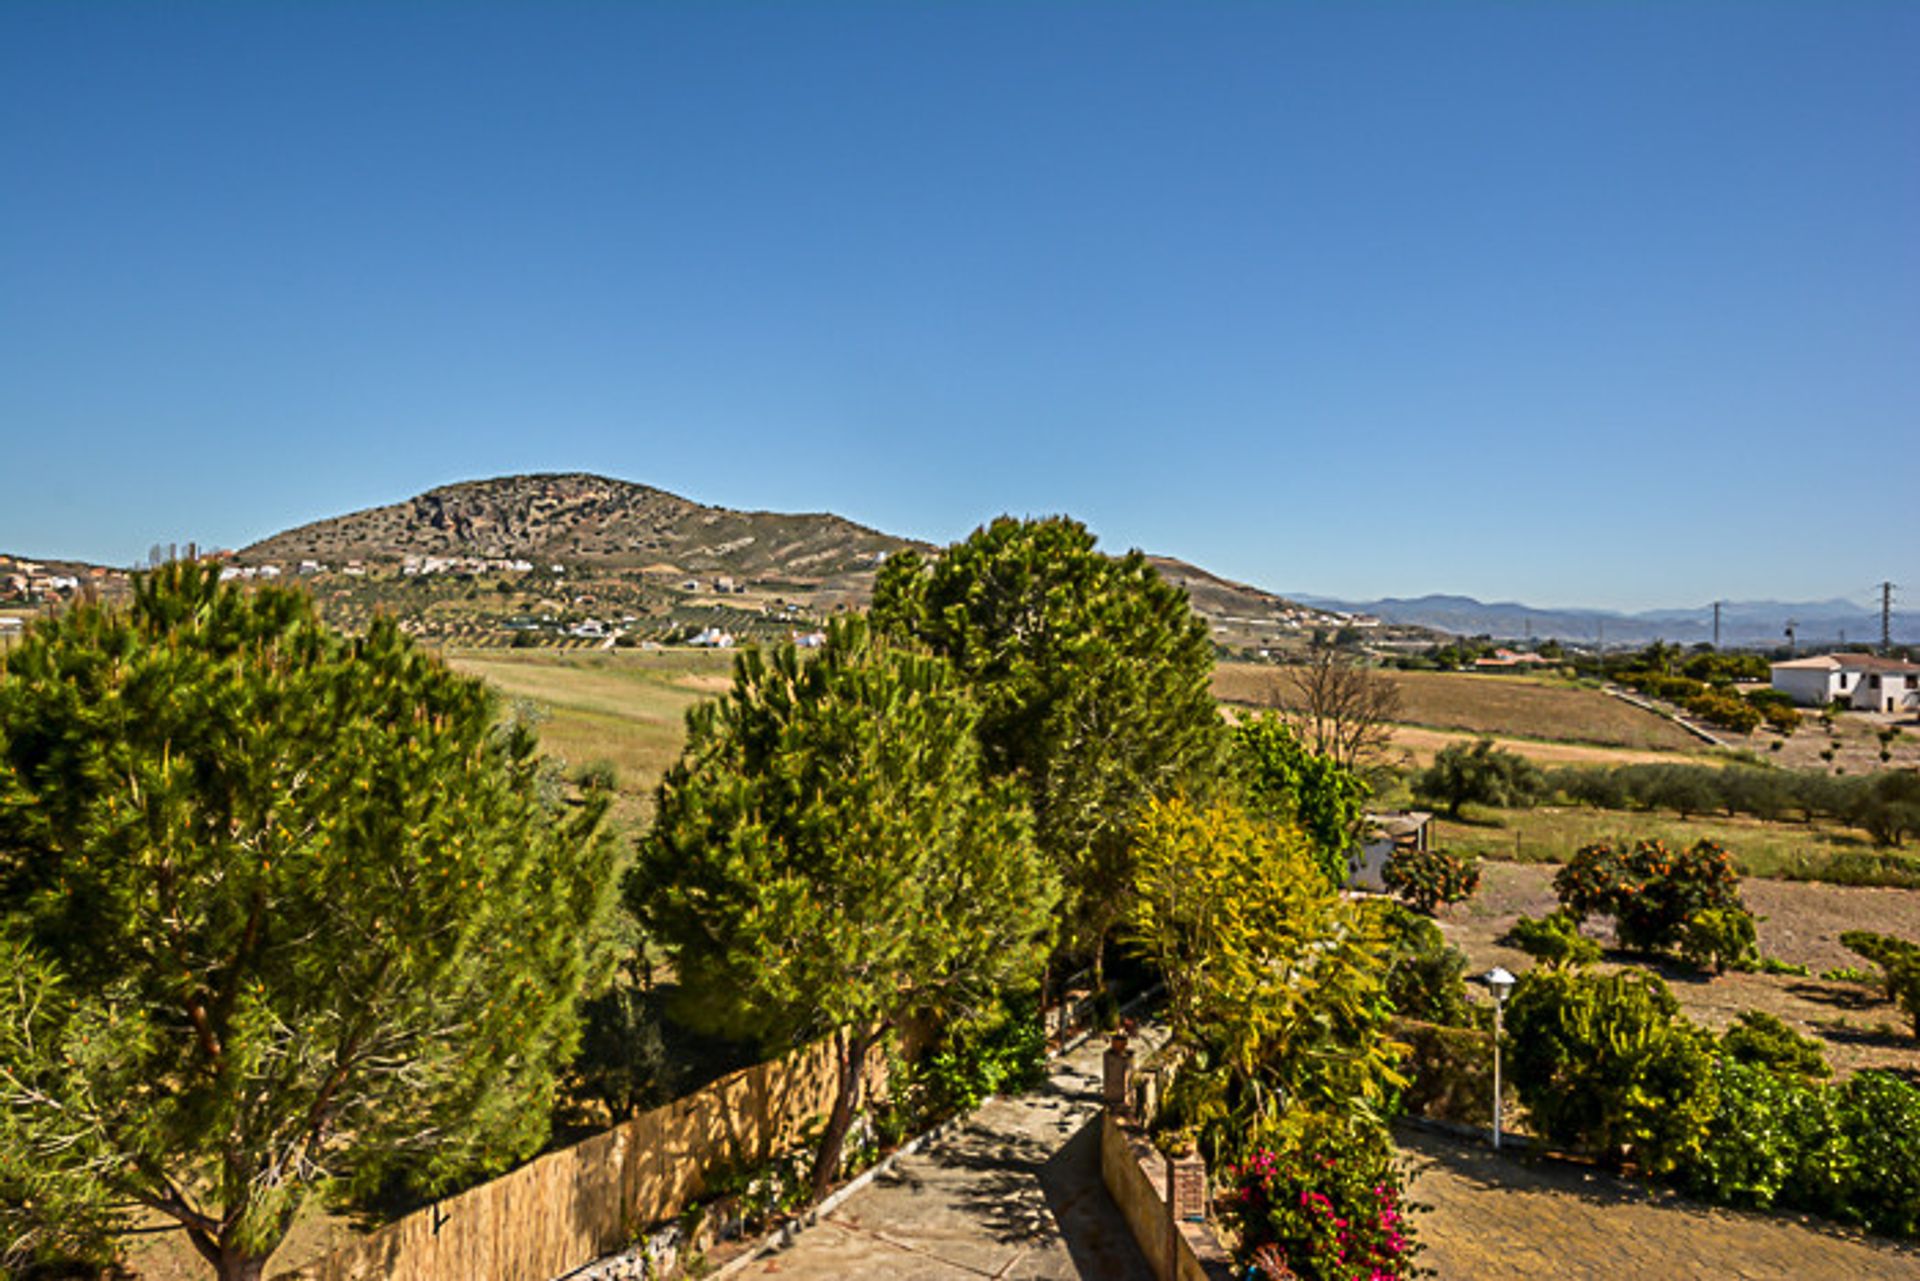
[1402,1126,1920,1280]
[731,1036,1157,1279]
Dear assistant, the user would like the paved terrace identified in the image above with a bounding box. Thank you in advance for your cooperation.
[1403,1126,1920,1280]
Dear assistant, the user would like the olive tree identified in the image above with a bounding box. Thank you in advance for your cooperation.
[0,563,618,1281]
[1413,737,1546,818]
[628,619,1057,1198]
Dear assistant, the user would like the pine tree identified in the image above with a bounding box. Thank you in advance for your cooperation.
[870,516,1222,980]
[628,618,1057,1197]
[0,563,618,1281]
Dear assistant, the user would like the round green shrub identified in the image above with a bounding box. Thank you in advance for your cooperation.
[1504,967,1716,1173]
[1719,1011,1830,1079]
[1502,910,1602,966]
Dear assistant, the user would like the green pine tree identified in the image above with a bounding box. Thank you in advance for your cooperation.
[0,563,619,1281]
[628,618,1057,1198]
[870,516,1223,981]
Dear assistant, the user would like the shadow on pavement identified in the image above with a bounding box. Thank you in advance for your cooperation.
[1038,1117,1155,1280]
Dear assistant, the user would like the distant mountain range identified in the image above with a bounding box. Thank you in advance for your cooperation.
[1292,593,1916,649]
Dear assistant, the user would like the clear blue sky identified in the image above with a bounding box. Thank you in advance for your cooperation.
[3,2,1914,610]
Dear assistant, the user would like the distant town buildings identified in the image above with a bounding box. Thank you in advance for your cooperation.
[399,555,536,576]
[0,557,85,601]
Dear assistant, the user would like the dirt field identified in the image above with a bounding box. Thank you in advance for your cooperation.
[1213,663,1702,753]
[1403,1125,1920,1280]
[1438,860,1920,1081]
[1740,708,1920,773]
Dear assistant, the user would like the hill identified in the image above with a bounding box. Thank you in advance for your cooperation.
[241,474,921,587]
[237,472,1369,648]
[1146,555,1381,651]
[240,472,915,587]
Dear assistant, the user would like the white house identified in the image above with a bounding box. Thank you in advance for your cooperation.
[1771,654,1920,713]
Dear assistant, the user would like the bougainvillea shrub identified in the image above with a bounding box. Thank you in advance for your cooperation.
[1219,1116,1424,1281]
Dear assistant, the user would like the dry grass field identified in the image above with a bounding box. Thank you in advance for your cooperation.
[441,646,734,824]
[1386,725,1692,770]
[1212,662,1702,753]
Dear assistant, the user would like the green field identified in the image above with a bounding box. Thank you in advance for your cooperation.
[1435,805,1920,886]
[442,646,735,825]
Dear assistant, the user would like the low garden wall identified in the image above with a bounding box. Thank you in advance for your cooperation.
[271,1035,889,1281]
[1099,1110,1234,1281]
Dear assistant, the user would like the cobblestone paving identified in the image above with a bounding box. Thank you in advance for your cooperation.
[734,1037,1156,1279]
[1401,1126,1920,1280]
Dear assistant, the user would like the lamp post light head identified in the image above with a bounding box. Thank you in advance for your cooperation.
[1483,966,1516,1003]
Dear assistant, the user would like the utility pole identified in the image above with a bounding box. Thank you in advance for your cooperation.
[1712,601,1722,650]
[1883,581,1896,653]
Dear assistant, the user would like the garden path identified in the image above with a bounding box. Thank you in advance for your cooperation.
[726,1031,1159,1279]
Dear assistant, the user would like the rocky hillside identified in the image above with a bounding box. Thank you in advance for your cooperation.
[240,473,916,583]
[238,472,1371,648]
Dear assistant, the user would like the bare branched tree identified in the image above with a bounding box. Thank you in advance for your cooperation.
[1269,645,1403,773]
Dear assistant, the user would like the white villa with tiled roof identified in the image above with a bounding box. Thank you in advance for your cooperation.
[1770,653,1920,712]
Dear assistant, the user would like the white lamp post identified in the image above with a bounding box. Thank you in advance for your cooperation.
[1482,966,1515,1150]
